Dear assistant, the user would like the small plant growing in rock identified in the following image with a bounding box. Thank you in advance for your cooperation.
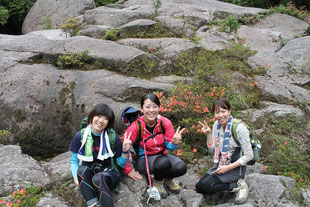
[57,50,91,69]
[153,0,162,17]
[60,17,82,37]
[41,17,53,30]
[220,16,241,33]
[0,128,11,140]
[0,183,45,207]
[103,28,121,41]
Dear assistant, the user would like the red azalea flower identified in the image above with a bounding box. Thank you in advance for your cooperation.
[193,148,197,153]
[177,149,182,156]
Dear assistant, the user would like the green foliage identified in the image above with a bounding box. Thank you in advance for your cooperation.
[218,0,310,10]
[60,18,82,37]
[153,0,162,18]
[94,0,117,7]
[0,183,45,207]
[103,28,121,41]
[220,16,241,33]
[0,128,11,140]
[267,2,310,20]
[173,43,258,79]
[0,6,9,25]
[41,17,52,30]
[261,116,310,188]
[103,25,176,41]
[0,0,36,34]
[56,50,91,70]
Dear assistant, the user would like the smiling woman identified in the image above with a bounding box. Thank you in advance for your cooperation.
[196,97,254,205]
[121,93,188,199]
[68,103,132,207]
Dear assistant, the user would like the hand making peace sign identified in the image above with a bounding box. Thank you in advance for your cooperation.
[172,126,186,145]
[122,131,132,152]
[199,120,211,134]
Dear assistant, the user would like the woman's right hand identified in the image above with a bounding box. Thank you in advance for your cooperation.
[199,120,211,134]
[127,169,143,180]
[73,178,79,187]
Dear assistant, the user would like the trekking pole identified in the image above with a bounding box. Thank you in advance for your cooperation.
[143,141,160,205]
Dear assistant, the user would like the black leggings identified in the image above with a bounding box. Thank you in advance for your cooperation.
[77,165,120,207]
[136,153,187,181]
[195,173,235,194]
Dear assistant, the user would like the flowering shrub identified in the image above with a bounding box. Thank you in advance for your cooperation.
[155,85,225,152]
[0,183,44,207]
[60,18,82,37]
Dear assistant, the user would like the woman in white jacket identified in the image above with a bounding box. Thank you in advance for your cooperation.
[196,97,253,205]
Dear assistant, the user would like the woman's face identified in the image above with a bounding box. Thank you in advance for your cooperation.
[214,106,231,127]
[91,115,108,134]
[141,98,160,125]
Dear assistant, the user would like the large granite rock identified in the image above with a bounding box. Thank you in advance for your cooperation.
[0,145,52,196]
[22,0,96,34]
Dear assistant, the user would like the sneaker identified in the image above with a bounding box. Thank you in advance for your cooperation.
[230,180,252,193]
[153,179,168,199]
[234,179,250,205]
[164,179,181,194]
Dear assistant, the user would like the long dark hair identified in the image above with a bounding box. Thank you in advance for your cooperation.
[87,103,115,129]
[140,93,161,108]
[212,97,231,114]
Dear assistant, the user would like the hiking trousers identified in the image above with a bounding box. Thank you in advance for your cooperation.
[136,153,187,181]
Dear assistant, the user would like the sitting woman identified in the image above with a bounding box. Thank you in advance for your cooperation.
[69,103,132,207]
[196,97,253,205]
[122,93,187,198]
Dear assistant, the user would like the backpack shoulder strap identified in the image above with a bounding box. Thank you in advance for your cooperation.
[159,117,165,134]
[232,119,242,146]
[108,128,116,152]
[80,128,86,142]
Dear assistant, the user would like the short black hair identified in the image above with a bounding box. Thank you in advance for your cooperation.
[212,97,231,114]
[140,93,160,108]
[87,103,115,129]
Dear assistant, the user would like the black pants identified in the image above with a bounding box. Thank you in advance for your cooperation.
[77,165,120,207]
[136,153,187,181]
[195,173,234,194]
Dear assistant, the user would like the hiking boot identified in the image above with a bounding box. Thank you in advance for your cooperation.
[164,179,181,194]
[153,179,168,199]
[234,179,250,205]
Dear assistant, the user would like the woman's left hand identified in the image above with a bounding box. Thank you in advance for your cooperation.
[122,131,132,152]
[215,165,231,175]
[172,126,186,145]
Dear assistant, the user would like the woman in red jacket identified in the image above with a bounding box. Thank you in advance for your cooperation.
[122,93,187,198]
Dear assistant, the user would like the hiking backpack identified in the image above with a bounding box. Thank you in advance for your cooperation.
[231,119,261,165]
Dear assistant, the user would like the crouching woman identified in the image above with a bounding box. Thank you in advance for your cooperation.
[69,103,132,207]
[195,98,253,205]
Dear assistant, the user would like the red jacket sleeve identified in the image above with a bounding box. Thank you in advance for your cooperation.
[162,117,176,144]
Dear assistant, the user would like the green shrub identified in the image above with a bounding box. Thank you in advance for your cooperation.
[220,16,241,33]
[60,18,82,37]
[0,6,9,25]
[103,28,121,41]
[56,50,91,70]
[94,0,117,7]
[0,128,11,140]
[0,183,45,207]
[261,116,310,188]
[266,2,310,19]
[41,17,52,30]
